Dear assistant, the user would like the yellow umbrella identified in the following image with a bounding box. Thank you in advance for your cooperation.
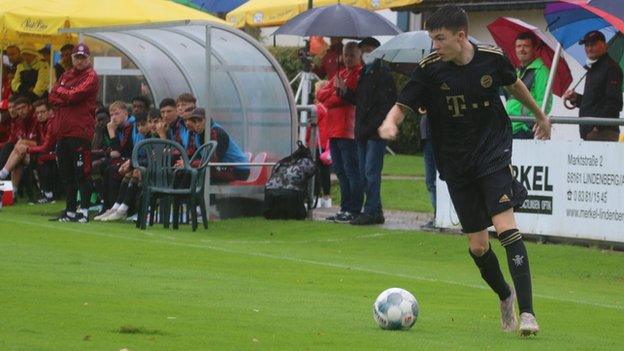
[0,0,227,46]
[226,0,421,28]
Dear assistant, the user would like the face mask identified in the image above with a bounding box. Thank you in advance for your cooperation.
[362,53,375,65]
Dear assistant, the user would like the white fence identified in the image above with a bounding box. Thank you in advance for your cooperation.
[436,140,624,243]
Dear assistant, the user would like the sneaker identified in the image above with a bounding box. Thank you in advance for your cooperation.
[519,312,539,336]
[325,212,344,221]
[350,212,385,225]
[58,212,88,223]
[37,196,55,204]
[500,285,518,332]
[103,208,128,221]
[334,212,355,224]
[94,208,116,221]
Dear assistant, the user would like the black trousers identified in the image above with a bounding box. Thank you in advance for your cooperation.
[57,137,92,212]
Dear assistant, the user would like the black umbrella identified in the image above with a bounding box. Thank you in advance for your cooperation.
[273,3,402,38]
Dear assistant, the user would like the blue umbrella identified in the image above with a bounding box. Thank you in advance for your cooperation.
[273,4,402,38]
[545,0,621,69]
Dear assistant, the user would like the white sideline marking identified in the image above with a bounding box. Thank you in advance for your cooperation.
[4,219,623,311]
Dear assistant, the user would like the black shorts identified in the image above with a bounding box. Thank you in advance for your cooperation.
[446,166,527,233]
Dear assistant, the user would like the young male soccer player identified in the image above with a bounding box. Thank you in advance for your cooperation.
[378,5,551,336]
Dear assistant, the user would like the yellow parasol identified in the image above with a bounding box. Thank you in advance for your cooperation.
[0,0,227,46]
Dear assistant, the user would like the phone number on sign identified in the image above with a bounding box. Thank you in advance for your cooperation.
[566,190,608,204]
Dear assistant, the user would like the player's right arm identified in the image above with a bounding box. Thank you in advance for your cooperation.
[378,54,434,141]
[378,105,406,140]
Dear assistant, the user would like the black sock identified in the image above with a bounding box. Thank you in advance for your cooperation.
[499,229,534,315]
[470,243,511,301]
[116,181,130,204]
[123,181,140,206]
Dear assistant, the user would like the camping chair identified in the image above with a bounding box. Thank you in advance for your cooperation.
[132,139,195,230]
[171,141,217,231]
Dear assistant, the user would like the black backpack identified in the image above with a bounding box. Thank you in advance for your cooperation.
[263,141,316,220]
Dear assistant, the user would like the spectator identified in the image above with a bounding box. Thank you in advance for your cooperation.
[505,32,552,139]
[313,81,332,208]
[54,44,75,80]
[563,30,623,141]
[317,42,363,223]
[336,37,396,225]
[313,37,344,80]
[48,43,99,223]
[5,45,22,69]
[11,44,50,100]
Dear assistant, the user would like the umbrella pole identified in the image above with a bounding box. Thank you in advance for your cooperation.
[542,43,562,113]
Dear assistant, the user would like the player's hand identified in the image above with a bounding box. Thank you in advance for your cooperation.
[378,120,399,140]
[533,117,551,140]
[173,159,184,169]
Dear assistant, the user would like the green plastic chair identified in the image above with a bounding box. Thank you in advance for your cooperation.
[171,141,217,231]
[132,139,196,230]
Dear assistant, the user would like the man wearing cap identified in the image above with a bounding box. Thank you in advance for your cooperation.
[563,30,623,141]
[335,37,396,225]
[48,43,99,223]
[11,44,50,100]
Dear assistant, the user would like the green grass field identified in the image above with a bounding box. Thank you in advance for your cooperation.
[382,154,425,177]
[1,203,623,350]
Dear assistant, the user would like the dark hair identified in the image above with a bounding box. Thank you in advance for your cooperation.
[425,5,469,34]
[32,99,50,109]
[13,96,31,106]
[132,95,152,108]
[147,108,161,120]
[516,32,539,47]
[159,98,176,109]
[135,111,148,125]
[176,93,196,104]
[60,44,75,52]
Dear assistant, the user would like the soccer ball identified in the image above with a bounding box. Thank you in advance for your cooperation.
[373,287,419,330]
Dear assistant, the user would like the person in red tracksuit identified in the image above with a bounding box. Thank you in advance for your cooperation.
[316,41,363,223]
[0,99,57,202]
[48,44,99,223]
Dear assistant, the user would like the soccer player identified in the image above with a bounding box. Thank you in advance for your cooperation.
[378,5,550,336]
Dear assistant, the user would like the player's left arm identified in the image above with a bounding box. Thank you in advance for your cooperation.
[506,79,551,140]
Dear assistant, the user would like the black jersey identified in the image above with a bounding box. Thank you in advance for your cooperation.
[397,44,518,184]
